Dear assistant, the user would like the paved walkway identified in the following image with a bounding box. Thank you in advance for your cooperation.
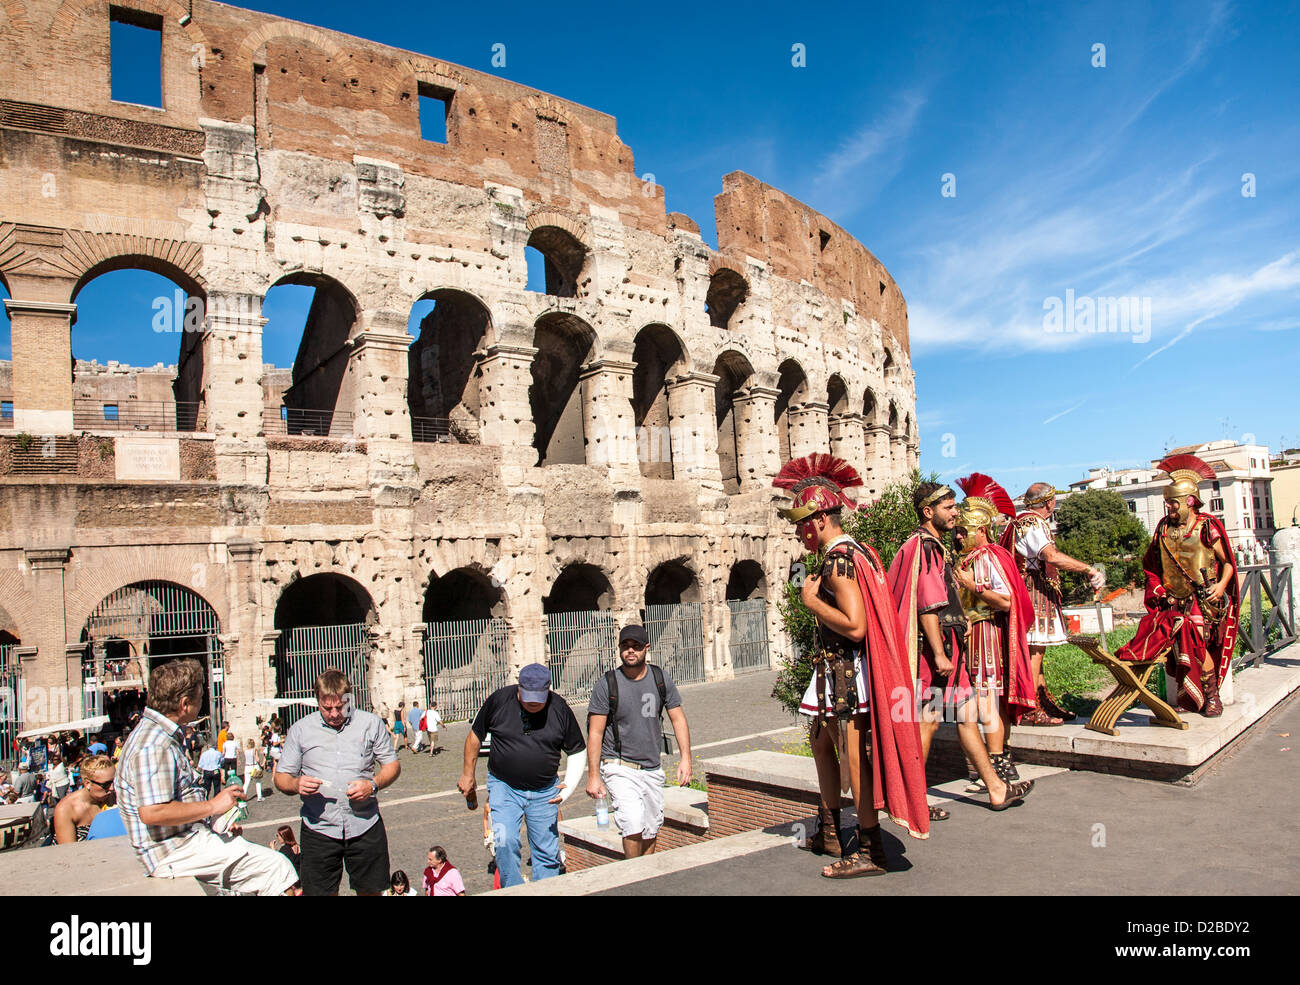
[235,670,799,895]
[580,693,1300,896]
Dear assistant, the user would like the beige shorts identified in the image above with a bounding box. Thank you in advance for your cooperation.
[151,827,298,896]
[600,762,666,840]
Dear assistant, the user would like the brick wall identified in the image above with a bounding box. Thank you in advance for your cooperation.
[559,777,817,871]
[562,841,623,874]
[705,775,821,838]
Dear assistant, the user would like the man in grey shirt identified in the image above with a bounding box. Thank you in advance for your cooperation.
[275,667,400,895]
[585,624,693,858]
[14,764,37,801]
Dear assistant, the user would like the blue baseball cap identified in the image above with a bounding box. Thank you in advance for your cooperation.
[518,664,552,703]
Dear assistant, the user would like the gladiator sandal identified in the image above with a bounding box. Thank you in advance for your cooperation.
[801,807,842,857]
[988,778,1035,812]
[822,830,888,879]
[990,751,1020,783]
[1038,683,1076,722]
[862,825,889,871]
[964,756,984,793]
[1201,668,1224,718]
[1019,705,1064,727]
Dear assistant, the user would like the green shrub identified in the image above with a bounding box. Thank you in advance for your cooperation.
[1237,597,1285,656]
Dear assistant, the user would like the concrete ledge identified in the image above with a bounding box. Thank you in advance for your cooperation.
[663,787,708,828]
[701,750,822,795]
[496,828,790,896]
[929,648,1300,780]
[0,836,206,896]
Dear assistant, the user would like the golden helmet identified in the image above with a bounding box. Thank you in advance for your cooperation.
[956,473,1015,536]
[1157,454,1214,504]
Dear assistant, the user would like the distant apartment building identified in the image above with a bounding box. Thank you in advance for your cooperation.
[1068,440,1276,562]
[1269,449,1300,533]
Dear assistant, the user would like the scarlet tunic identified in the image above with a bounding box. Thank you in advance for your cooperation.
[1117,512,1240,712]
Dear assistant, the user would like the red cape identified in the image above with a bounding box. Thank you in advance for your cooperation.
[829,540,931,840]
[967,543,1037,712]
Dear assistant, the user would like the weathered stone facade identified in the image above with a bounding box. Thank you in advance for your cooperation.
[0,0,917,734]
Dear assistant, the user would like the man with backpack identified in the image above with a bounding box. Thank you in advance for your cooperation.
[585,624,693,858]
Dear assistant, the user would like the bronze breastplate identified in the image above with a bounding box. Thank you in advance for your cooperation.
[1160,518,1215,600]
[957,553,998,624]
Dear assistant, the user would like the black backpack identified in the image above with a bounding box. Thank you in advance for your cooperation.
[594,665,673,757]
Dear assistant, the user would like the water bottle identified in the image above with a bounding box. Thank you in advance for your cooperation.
[595,795,610,829]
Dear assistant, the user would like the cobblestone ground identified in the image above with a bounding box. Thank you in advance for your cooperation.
[238,669,803,894]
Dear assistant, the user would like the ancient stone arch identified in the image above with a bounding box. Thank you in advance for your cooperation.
[0,0,32,36]
[237,20,345,65]
[65,552,227,641]
[378,58,469,107]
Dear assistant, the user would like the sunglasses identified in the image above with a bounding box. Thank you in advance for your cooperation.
[87,778,114,791]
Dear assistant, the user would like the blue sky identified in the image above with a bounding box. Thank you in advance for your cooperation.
[6,0,1296,490]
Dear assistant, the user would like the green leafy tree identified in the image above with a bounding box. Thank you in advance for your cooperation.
[1053,489,1150,603]
[772,469,937,715]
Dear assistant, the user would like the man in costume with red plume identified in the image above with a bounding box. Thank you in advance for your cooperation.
[887,482,1035,813]
[1116,454,1239,717]
[951,474,1037,787]
[1000,483,1105,724]
[774,454,930,877]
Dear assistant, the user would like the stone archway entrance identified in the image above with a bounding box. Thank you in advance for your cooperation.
[80,581,223,740]
[273,574,374,728]
[645,562,705,684]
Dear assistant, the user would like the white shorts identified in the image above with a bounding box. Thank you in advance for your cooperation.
[600,762,665,840]
[151,827,298,896]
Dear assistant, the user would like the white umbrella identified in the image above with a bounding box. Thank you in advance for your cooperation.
[17,715,110,739]
[252,697,318,708]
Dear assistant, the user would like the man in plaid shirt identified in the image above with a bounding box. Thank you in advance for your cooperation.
[116,658,297,895]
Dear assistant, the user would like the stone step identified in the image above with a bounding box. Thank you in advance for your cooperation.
[559,785,709,867]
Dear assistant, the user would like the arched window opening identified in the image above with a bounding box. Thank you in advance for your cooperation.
[407,290,490,443]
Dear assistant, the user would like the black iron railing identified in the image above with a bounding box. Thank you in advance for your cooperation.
[264,406,354,438]
[411,416,451,442]
[72,400,200,432]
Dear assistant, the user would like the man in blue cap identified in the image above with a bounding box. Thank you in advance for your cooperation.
[458,663,587,888]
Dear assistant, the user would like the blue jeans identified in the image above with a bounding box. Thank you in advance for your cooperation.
[487,773,561,888]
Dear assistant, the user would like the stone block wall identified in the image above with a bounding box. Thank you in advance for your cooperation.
[0,0,918,734]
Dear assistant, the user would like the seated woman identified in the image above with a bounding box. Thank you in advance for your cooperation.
[53,754,116,844]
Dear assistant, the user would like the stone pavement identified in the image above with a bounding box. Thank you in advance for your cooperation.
[234,669,800,895]
[560,692,1300,896]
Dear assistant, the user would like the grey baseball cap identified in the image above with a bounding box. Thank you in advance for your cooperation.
[518,663,552,702]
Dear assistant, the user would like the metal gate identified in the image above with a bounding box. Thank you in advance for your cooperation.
[81,581,223,740]
[546,610,618,701]
[728,599,771,673]
[0,645,21,768]
[275,624,371,729]
[421,618,511,723]
[645,602,706,684]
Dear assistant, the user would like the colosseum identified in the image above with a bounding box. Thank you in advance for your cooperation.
[0,0,917,744]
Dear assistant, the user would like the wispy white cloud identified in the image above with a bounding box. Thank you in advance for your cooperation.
[1128,250,1300,370]
[1043,399,1087,425]
[899,2,1300,361]
[802,90,928,217]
